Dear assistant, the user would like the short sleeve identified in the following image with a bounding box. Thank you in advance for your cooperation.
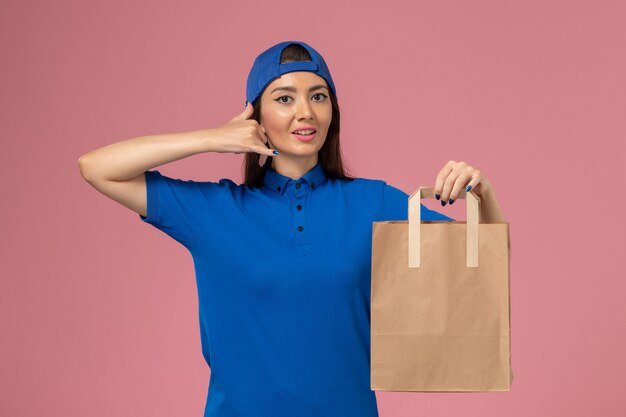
[139,170,226,249]
[383,182,455,222]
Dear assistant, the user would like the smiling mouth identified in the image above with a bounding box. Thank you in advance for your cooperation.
[292,131,317,141]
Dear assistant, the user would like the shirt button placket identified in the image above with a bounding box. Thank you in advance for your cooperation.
[293,181,311,254]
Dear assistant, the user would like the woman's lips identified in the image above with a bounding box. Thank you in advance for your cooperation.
[292,131,316,141]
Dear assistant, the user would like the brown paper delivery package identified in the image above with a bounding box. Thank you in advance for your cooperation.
[371,187,512,392]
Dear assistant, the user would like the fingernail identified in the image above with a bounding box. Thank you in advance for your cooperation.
[273,150,280,155]
[441,200,446,206]
[435,193,440,200]
[466,185,472,192]
[449,198,454,205]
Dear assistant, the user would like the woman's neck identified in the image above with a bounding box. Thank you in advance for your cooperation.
[271,155,319,180]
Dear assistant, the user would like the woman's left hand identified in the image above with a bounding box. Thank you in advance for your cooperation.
[434,160,492,206]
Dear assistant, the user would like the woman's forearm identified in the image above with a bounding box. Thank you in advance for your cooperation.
[78,129,220,182]
[479,187,506,222]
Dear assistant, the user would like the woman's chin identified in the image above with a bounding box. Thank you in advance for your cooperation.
[275,147,320,158]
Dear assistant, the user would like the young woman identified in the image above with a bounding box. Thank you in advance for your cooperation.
[78,40,505,417]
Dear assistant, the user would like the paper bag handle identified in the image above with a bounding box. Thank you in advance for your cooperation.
[408,187,481,268]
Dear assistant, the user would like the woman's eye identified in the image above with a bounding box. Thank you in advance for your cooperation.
[275,93,327,104]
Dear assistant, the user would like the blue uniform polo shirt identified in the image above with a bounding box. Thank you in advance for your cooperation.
[139,161,453,417]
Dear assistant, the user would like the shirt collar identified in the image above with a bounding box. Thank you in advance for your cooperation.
[262,161,328,195]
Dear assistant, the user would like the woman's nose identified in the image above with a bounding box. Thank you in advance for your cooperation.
[295,98,313,119]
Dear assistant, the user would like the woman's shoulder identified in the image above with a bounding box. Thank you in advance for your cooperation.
[148,170,237,187]
[344,176,400,192]
[332,177,405,205]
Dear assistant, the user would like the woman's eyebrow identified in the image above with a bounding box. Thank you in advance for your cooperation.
[270,85,328,94]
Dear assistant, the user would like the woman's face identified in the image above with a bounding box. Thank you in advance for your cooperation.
[259,71,332,159]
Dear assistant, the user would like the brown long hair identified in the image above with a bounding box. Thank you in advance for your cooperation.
[242,43,356,187]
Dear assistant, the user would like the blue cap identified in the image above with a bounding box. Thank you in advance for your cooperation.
[245,41,337,107]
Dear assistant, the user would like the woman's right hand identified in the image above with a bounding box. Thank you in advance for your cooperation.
[207,103,278,156]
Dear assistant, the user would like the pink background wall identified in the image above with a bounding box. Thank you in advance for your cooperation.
[2,0,624,416]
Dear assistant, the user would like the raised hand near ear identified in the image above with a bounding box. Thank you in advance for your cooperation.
[210,102,279,158]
